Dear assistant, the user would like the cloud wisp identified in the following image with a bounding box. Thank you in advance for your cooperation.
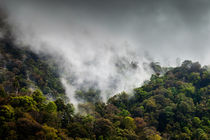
[2,0,210,103]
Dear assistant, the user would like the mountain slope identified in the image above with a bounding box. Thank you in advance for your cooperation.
[0,46,209,139]
[0,11,209,140]
[0,37,65,98]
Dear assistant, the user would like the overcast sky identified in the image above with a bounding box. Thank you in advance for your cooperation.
[2,0,210,64]
[1,0,210,102]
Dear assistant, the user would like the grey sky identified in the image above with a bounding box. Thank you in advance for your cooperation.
[2,0,210,64]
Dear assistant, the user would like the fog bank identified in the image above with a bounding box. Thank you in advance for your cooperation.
[2,0,210,102]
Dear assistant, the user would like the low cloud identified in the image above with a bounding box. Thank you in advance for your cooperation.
[2,0,210,104]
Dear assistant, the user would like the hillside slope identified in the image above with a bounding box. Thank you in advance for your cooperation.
[0,37,65,98]
[0,45,209,139]
[0,11,209,140]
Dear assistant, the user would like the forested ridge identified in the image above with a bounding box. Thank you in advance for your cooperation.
[0,38,209,140]
[0,13,209,140]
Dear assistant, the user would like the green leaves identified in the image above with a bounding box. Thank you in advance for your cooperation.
[32,89,46,104]
[122,117,136,130]
[194,128,208,140]
[134,88,151,102]
[193,117,201,127]
[94,118,114,138]
[45,101,57,113]
[10,96,38,111]
[118,109,130,117]
[0,105,15,122]
[179,82,195,97]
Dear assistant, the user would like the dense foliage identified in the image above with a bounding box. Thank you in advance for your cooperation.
[0,13,209,140]
[1,45,209,140]
[0,37,65,98]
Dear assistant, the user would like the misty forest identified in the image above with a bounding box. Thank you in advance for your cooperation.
[0,0,210,140]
